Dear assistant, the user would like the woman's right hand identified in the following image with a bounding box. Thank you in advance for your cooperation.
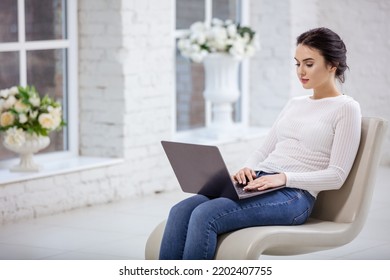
[232,167,257,185]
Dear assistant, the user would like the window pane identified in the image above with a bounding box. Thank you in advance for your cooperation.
[176,0,205,29]
[0,0,18,42]
[176,48,205,131]
[0,51,19,160]
[25,0,66,41]
[212,0,238,21]
[27,49,67,153]
[0,51,19,89]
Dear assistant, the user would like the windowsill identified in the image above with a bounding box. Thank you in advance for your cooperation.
[0,156,124,185]
[174,124,270,145]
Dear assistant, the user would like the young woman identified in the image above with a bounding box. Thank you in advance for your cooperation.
[159,27,362,260]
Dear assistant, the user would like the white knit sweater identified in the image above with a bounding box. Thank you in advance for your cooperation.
[244,95,362,198]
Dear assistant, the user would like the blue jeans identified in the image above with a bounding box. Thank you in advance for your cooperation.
[159,174,315,260]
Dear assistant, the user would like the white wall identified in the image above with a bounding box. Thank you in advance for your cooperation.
[317,0,390,164]
[249,0,390,163]
[1,0,389,224]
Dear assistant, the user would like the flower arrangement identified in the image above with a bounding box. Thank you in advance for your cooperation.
[0,85,65,147]
[177,18,259,63]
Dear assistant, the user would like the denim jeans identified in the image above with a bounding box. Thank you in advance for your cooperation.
[159,173,315,260]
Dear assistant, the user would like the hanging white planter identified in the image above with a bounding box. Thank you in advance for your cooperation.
[203,53,241,135]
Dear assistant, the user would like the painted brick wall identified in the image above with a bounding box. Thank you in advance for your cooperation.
[78,0,176,197]
[1,0,389,224]
[249,0,292,126]
[317,0,390,164]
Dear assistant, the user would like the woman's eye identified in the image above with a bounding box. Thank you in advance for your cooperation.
[295,64,300,67]
[306,64,313,67]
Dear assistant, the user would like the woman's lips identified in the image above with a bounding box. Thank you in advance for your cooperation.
[301,78,309,84]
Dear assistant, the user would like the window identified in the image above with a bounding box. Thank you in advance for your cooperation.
[0,0,77,161]
[175,0,248,132]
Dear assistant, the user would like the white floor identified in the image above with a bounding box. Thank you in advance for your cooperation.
[0,166,389,260]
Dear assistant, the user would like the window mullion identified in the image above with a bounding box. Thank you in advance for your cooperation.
[205,0,212,25]
[18,0,27,86]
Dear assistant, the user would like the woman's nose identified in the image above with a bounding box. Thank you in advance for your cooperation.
[297,66,305,76]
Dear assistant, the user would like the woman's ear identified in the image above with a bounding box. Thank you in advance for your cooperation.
[329,62,338,72]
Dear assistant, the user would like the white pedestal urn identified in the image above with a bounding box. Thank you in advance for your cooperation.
[203,53,241,137]
[3,134,50,172]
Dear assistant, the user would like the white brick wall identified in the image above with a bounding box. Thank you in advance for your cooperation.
[249,0,292,126]
[1,0,389,224]
[250,0,390,163]
[317,0,390,164]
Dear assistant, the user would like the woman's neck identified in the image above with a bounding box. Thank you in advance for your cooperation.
[312,83,341,99]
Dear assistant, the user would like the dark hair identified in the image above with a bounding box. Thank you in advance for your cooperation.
[297,27,348,83]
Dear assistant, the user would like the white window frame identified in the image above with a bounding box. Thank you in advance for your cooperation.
[0,0,78,166]
[173,0,251,135]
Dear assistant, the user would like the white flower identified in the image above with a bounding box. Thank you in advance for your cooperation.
[0,111,15,127]
[49,107,62,129]
[29,96,40,107]
[211,18,224,26]
[14,100,30,113]
[191,31,206,45]
[0,89,10,99]
[3,95,16,110]
[0,85,65,137]
[190,21,206,33]
[9,86,18,95]
[38,113,56,130]
[18,113,28,124]
[177,18,257,63]
[227,24,237,38]
[4,127,26,147]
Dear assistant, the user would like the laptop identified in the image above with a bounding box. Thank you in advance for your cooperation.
[161,141,283,200]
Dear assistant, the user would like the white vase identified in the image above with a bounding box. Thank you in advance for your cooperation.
[3,135,50,172]
[203,53,241,132]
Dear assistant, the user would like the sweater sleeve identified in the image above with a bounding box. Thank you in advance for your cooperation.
[284,100,362,192]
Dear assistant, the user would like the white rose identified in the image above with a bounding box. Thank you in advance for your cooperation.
[0,89,10,98]
[211,18,224,26]
[0,111,15,127]
[190,44,201,52]
[50,107,62,129]
[190,21,206,33]
[227,24,237,38]
[18,113,28,124]
[38,113,55,130]
[229,39,246,59]
[14,100,30,113]
[210,26,228,51]
[3,95,16,109]
[29,96,40,107]
[178,38,191,52]
[9,86,19,95]
[191,31,206,45]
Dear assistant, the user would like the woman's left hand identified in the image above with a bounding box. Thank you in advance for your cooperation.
[243,173,287,191]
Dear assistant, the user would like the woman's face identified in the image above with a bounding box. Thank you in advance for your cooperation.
[294,44,336,90]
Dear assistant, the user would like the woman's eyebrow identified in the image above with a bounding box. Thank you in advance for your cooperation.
[295,57,315,62]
